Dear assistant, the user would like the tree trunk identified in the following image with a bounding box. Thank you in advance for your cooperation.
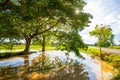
[42,35,45,52]
[99,35,103,60]
[100,46,103,59]
[24,38,31,53]
[41,35,45,69]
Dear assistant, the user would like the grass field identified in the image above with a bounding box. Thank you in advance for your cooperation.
[0,45,56,52]
[109,46,120,49]
[0,45,56,58]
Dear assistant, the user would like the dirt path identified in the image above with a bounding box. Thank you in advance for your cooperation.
[91,47,120,55]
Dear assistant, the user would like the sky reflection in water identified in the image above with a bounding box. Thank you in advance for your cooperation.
[0,51,116,80]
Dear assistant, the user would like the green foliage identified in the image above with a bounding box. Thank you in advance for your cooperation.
[55,30,87,57]
[0,40,22,50]
[104,54,120,70]
[1,0,92,53]
[111,73,120,80]
[0,51,24,58]
[89,24,114,47]
[86,47,106,56]
[105,54,120,80]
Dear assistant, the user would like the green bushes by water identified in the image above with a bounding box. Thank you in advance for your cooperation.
[104,54,120,70]
[85,47,106,56]
[82,47,120,80]
[111,73,120,80]
[0,51,25,58]
[0,45,55,58]
[84,47,120,70]
[103,53,120,80]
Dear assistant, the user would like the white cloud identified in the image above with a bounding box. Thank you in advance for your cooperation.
[79,27,97,44]
[80,0,120,44]
[80,32,97,44]
[118,15,120,19]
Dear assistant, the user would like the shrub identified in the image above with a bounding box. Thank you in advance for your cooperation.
[104,54,120,69]
[111,73,120,80]
[86,47,106,56]
[0,51,26,58]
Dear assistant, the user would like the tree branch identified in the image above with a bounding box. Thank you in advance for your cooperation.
[30,28,39,39]
[39,21,59,35]
[30,20,59,39]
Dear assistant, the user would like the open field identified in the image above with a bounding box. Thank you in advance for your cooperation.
[109,46,120,49]
[0,45,55,51]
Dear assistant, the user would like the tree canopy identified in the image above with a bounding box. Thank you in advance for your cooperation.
[89,24,114,47]
[0,0,92,54]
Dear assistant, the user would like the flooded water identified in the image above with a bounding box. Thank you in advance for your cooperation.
[0,50,117,80]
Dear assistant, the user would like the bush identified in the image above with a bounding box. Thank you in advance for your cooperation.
[0,52,11,58]
[104,54,120,69]
[111,73,120,80]
[86,47,106,56]
[0,51,26,58]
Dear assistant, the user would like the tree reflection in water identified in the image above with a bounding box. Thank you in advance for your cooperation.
[0,52,89,80]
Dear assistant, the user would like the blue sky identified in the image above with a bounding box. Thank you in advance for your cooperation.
[80,0,120,44]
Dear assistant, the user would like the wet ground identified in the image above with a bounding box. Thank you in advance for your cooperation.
[0,50,117,80]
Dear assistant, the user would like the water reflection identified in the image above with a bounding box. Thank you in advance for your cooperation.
[0,51,89,80]
[0,51,117,80]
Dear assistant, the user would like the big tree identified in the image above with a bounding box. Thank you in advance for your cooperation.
[1,0,92,53]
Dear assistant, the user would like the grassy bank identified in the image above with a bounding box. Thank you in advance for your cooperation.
[104,54,120,80]
[0,51,26,58]
[0,45,56,51]
[81,47,120,80]
[80,47,106,57]
[0,45,55,58]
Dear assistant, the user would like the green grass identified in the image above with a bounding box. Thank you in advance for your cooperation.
[80,47,106,57]
[13,45,42,50]
[0,45,56,58]
[13,45,25,50]
[111,73,120,80]
[104,54,120,80]
[81,47,120,80]
[104,54,120,70]
[109,46,120,49]
[0,45,55,51]
[81,47,120,70]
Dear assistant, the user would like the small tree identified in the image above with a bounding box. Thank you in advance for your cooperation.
[89,24,114,59]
